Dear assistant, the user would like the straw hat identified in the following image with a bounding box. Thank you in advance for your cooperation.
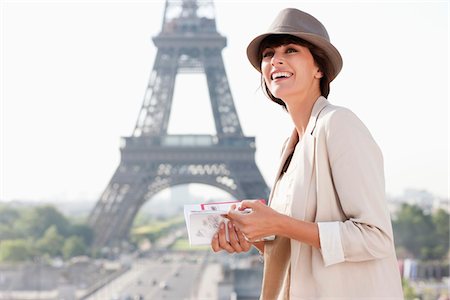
[246,8,343,81]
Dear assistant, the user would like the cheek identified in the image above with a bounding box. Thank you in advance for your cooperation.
[261,61,271,82]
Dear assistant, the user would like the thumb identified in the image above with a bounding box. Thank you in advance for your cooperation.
[239,199,265,211]
[227,208,245,222]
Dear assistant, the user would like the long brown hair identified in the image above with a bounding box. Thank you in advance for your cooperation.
[258,34,332,110]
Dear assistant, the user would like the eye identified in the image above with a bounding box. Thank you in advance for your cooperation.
[262,50,274,58]
[286,48,297,54]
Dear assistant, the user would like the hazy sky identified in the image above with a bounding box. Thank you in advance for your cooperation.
[1,0,448,203]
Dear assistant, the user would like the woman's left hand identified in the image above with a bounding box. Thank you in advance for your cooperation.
[227,200,282,242]
[211,220,252,253]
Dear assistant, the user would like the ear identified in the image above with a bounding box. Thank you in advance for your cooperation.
[314,69,324,79]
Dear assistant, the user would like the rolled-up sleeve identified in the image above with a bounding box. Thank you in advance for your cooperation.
[318,221,345,266]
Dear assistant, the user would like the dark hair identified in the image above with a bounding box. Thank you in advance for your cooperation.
[258,34,332,109]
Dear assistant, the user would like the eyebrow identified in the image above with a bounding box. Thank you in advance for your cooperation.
[263,43,300,49]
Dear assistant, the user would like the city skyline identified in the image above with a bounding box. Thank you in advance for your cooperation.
[1,1,448,202]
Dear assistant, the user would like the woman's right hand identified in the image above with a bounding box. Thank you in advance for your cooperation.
[211,220,252,253]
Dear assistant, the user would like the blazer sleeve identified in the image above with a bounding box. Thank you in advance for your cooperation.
[324,108,395,263]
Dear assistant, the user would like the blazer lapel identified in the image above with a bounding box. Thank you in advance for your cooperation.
[268,129,298,205]
[291,129,315,220]
[292,97,329,220]
[268,97,330,210]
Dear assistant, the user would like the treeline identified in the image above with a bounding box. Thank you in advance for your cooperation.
[1,202,448,263]
[393,203,449,261]
[131,215,184,245]
[0,204,93,262]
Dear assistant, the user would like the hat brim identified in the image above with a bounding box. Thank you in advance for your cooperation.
[246,32,343,82]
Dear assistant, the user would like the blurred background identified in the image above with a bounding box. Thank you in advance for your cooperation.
[1,0,448,299]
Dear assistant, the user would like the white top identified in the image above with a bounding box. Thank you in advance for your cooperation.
[270,142,345,267]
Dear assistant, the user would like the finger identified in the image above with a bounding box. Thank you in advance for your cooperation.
[243,234,253,243]
[211,233,220,252]
[227,222,243,253]
[223,204,237,218]
[226,209,245,222]
[235,226,252,252]
[239,199,263,210]
[217,222,235,253]
[221,213,231,220]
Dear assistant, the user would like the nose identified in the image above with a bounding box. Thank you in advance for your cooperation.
[271,53,284,66]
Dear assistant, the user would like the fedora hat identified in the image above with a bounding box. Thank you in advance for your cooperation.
[246,8,343,82]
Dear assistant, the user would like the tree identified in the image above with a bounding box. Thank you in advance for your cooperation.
[70,223,93,246]
[432,209,450,259]
[0,205,20,226]
[36,225,64,257]
[15,205,70,239]
[393,204,434,259]
[0,239,33,262]
[0,206,21,240]
[0,204,97,261]
[62,236,86,259]
[402,279,419,300]
[0,224,17,240]
[393,204,450,260]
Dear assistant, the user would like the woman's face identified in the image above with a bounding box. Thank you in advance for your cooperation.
[261,43,322,102]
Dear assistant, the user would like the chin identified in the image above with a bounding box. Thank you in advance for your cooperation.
[269,89,285,99]
[270,86,296,100]
[271,91,290,100]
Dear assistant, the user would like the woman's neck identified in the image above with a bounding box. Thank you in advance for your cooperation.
[286,90,321,140]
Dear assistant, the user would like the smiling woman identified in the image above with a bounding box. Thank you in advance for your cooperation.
[258,35,333,109]
[211,8,404,300]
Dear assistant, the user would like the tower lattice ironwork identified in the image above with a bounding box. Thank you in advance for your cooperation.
[88,0,268,248]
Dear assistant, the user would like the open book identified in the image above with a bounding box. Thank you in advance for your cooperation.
[183,200,273,246]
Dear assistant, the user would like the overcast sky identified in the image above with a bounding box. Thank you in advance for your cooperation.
[1,0,448,203]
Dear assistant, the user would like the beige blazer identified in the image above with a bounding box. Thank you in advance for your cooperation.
[261,97,404,299]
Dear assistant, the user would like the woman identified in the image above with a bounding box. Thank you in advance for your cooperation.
[211,8,404,300]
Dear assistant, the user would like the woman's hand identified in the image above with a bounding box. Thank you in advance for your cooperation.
[211,220,252,253]
[227,199,282,242]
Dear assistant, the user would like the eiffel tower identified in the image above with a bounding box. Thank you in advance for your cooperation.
[88,0,268,248]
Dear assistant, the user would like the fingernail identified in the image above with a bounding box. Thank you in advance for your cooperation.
[220,223,224,230]
[228,222,232,229]
[214,234,218,239]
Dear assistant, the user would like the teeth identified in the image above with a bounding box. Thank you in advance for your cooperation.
[272,72,293,80]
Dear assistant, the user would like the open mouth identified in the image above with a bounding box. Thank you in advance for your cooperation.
[271,72,293,80]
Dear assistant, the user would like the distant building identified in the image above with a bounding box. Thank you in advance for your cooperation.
[388,188,449,216]
[0,257,126,299]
